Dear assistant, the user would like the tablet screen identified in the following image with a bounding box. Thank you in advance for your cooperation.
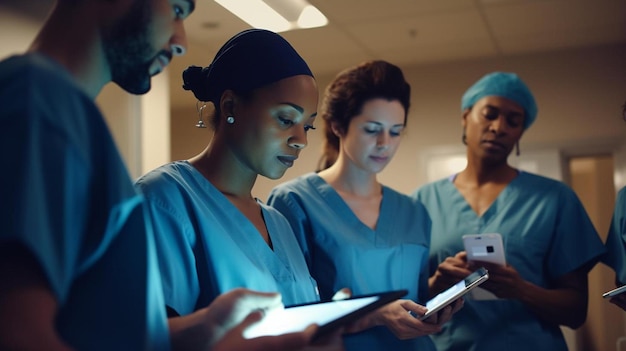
[243,290,407,339]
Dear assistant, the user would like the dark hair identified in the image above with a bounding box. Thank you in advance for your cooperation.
[317,60,411,171]
[182,66,252,129]
[622,100,626,123]
[182,29,313,130]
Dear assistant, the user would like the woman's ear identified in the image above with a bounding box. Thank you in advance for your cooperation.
[219,90,237,117]
[330,122,342,138]
[461,108,471,129]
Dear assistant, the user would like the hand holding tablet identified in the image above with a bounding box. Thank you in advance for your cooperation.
[419,267,489,320]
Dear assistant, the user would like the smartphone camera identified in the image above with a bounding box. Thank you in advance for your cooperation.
[486,245,494,253]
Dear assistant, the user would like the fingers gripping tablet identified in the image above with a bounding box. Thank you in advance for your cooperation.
[419,267,489,320]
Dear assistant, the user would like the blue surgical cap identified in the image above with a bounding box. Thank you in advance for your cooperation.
[461,72,537,129]
[183,29,313,103]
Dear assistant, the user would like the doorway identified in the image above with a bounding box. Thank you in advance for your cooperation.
[568,155,626,351]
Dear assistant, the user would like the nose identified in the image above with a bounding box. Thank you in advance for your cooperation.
[376,132,389,150]
[489,116,507,134]
[170,21,188,56]
[288,127,308,150]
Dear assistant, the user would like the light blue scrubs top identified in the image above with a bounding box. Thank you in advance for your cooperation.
[135,161,319,315]
[412,171,606,351]
[0,54,169,350]
[604,186,626,284]
[268,173,435,351]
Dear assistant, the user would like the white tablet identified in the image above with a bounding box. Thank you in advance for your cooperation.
[419,267,489,320]
[603,285,626,298]
[463,233,506,265]
[243,289,407,340]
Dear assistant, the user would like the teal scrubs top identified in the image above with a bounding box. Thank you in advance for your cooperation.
[0,54,169,350]
[135,161,319,316]
[604,186,626,284]
[268,173,435,351]
[413,171,606,351]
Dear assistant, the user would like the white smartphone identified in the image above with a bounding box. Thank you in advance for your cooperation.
[243,289,407,340]
[603,285,626,299]
[462,233,506,266]
[419,267,489,320]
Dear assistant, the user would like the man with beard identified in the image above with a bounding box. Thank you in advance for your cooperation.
[0,1,324,350]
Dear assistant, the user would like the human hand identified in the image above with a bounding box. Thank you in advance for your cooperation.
[351,299,445,339]
[205,288,284,346]
[421,297,464,325]
[429,252,472,296]
[213,310,346,351]
[469,261,524,299]
[331,287,352,301]
[212,312,317,351]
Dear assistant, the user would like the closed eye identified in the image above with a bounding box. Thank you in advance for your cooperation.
[278,116,294,127]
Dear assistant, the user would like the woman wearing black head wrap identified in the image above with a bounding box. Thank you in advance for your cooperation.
[135,29,343,349]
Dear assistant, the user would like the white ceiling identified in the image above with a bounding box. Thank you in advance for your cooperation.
[5,0,626,108]
[171,0,626,108]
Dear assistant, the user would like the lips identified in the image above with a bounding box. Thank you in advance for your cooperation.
[370,155,389,163]
[277,155,298,167]
[148,53,171,76]
[482,140,506,150]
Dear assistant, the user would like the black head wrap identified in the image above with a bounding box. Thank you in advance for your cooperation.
[182,29,313,103]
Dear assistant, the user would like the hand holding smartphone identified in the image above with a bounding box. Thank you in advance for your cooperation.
[462,234,505,300]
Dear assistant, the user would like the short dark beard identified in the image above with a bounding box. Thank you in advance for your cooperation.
[102,0,155,94]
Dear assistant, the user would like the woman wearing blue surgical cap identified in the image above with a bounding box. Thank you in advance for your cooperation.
[135,29,342,349]
[412,72,605,351]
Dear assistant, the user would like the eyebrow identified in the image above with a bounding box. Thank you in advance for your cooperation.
[280,102,317,118]
[365,121,405,127]
[484,104,524,117]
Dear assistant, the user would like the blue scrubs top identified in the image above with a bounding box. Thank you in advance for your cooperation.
[268,173,435,351]
[0,54,169,350]
[413,171,606,351]
[604,186,626,284]
[135,161,319,315]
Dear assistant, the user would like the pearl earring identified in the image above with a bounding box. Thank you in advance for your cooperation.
[226,116,235,124]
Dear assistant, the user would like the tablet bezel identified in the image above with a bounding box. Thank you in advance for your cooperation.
[602,284,626,298]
